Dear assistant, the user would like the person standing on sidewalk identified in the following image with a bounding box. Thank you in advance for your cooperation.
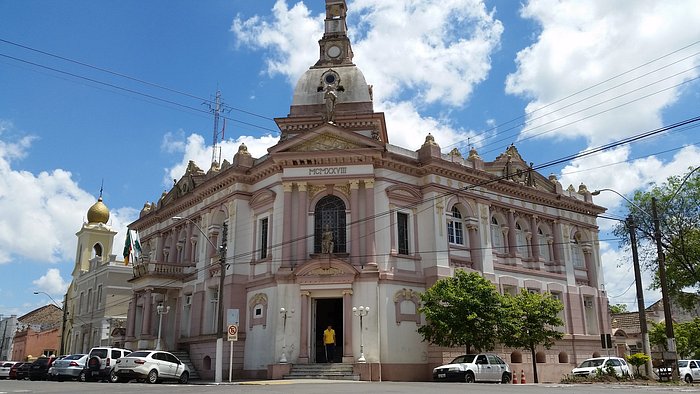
[323,325,336,363]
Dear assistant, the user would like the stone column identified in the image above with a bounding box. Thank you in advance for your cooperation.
[342,290,353,361]
[467,225,481,271]
[552,221,563,263]
[350,180,360,266]
[183,224,193,264]
[126,294,137,339]
[530,216,540,261]
[297,183,308,262]
[364,179,376,266]
[299,291,310,363]
[507,210,517,257]
[282,182,293,268]
[142,290,153,338]
[584,248,596,287]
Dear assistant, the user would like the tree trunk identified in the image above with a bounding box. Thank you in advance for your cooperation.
[530,346,539,383]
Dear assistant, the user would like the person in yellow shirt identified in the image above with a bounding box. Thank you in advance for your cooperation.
[323,325,336,363]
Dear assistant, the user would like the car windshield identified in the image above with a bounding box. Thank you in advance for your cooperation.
[64,354,85,360]
[578,359,605,368]
[450,355,477,364]
[3,362,14,367]
[126,351,152,358]
[679,361,689,368]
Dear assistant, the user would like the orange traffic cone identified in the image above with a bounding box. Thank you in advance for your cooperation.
[512,371,518,384]
[520,370,526,384]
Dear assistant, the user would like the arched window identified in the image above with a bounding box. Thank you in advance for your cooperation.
[538,227,552,261]
[314,195,346,253]
[491,216,505,254]
[571,233,585,268]
[447,206,465,246]
[92,243,102,258]
[515,222,530,258]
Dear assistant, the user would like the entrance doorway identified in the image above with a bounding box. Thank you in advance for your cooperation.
[314,298,343,363]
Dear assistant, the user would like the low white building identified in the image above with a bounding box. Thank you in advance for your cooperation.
[125,0,610,382]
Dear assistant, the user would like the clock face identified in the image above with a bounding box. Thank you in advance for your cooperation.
[327,45,341,58]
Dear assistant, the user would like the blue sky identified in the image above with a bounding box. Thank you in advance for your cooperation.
[1,0,698,317]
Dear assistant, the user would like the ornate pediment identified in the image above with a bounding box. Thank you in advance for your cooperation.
[294,258,358,285]
[288,133,363,152]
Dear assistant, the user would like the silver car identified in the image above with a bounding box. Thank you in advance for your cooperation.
[112,350,189,384]
[49,354,87,381]
[0,362,18,379]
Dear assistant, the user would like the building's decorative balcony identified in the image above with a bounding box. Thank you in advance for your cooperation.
[131,259,194,283]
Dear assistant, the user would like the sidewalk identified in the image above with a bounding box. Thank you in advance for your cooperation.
[192,378,365,386]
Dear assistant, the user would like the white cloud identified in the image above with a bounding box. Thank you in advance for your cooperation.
[506,0,700,146]
[0,123,138,265]
[560,145,700,225]
[600,241,660,311]
[32,268,69,298]
[163,133,279,187]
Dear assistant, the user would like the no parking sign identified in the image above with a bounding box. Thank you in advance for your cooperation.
[227,324,238,341]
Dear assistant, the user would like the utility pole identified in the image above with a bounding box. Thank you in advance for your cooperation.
[652,197,678,380]
[627,217,652,376]
[215,222,228,383]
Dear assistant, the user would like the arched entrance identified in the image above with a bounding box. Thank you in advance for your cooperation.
[294,258,358,364]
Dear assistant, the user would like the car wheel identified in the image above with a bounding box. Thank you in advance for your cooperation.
[109,369,121,383]
[685,374,693,383]
[501,372,511,384]
[464,371,475,383]
[179,371,189,384]
[147,369,158,384]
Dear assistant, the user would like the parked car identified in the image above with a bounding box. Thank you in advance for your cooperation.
[677,359,700,383]
[0,361,18,379]
[112,350,190,384]
[571,356,630,377]
[15,362,31,380]
[9,362,25,379]
[48,354,87,381]
[432,353,512,383]
[28,356,56,381]
[82,346,132,382]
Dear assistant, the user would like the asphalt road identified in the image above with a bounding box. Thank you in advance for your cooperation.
[1,380,700,394]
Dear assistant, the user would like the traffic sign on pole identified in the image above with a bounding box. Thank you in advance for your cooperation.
[227,324,238,341]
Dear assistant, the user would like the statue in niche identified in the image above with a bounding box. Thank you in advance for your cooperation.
[324,85,338,123]
[321,225,334,254]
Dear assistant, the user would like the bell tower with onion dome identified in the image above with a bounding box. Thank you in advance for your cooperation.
[73,195,117,274]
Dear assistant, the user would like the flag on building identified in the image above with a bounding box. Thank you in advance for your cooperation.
[123,230,132,265]
[133,230,142,261]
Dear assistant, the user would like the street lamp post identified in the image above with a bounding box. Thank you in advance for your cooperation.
[172,216,228,383]
[279,307,294,363]
[34,291,66,355]
[156,303,170,351]
[352,306,369,363]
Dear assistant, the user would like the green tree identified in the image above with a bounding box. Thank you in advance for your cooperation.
[613,168,700,308]
[626,353,651,378]
[499,289,564,384]
[418,270,503,353]
[651,318,700,359]
[610,304,628,314]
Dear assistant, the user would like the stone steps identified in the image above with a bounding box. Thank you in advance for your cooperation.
[170,351,201,381]
[285,363,359,381]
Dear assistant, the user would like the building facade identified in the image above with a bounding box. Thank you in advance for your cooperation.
[64,197,132,354]
[10,305,62,361]
[125,0,610,382]
[0,315,18,360]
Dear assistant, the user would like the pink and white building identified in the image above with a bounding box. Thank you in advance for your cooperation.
[125,0,610,382]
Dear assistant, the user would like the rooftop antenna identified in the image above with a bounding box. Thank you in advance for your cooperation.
[99,179,104,198]
[204,89,230,165]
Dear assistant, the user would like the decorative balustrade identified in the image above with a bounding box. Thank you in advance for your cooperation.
[132,260,194,280]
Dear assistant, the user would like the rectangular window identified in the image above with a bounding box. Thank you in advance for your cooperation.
[259,217,268,260]
[95,285,102,310]
[447,221,464,245]
[79,292,84,314]
[397,212,409,255]
[86,289,92,313]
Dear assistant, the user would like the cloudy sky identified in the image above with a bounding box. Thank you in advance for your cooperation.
[1,0,698,316]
